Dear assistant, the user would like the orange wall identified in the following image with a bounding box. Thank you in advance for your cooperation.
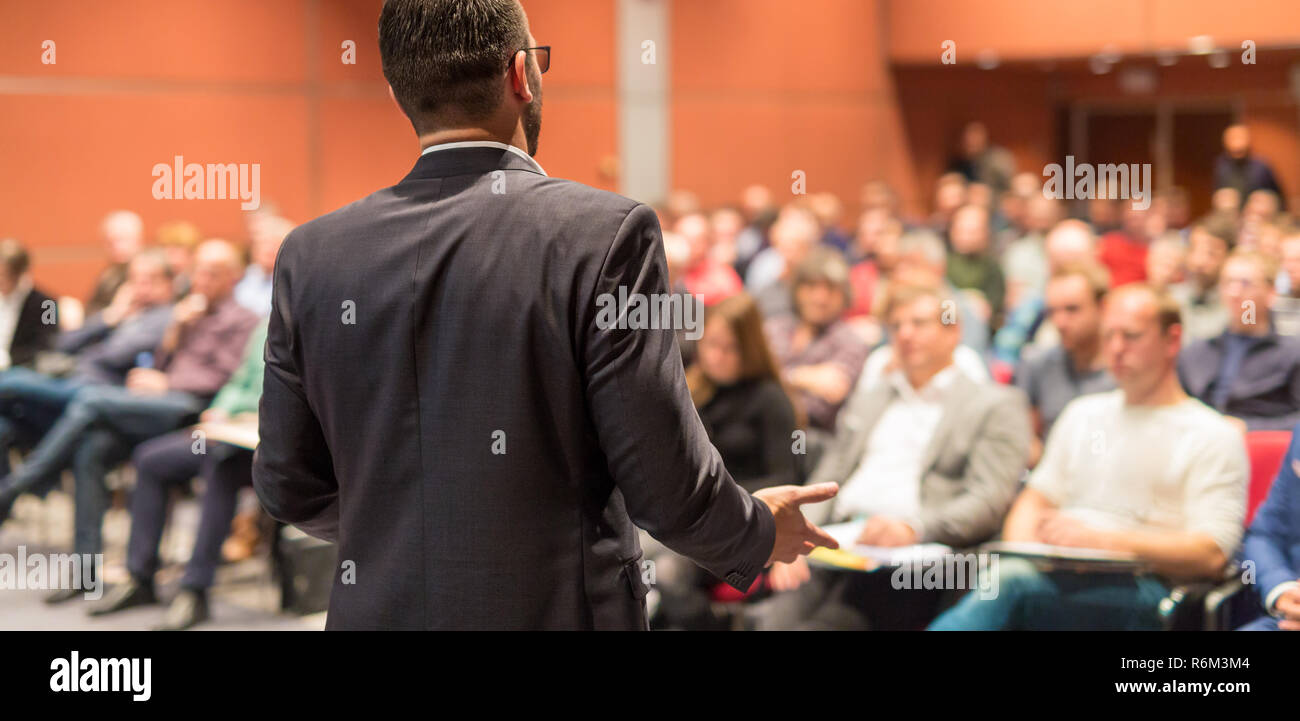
[670,0,919,215]
[0,0,616,298]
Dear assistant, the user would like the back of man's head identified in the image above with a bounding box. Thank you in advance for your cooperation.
[380,0,529,134]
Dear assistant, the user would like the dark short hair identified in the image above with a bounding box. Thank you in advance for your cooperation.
[379,0,529,133]
[0,238,30,278]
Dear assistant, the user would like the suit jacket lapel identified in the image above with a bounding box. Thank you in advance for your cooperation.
[917,374,976,477]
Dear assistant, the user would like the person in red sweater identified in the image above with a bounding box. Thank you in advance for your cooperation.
[677,212,743,306]
[1099,203,1164,288]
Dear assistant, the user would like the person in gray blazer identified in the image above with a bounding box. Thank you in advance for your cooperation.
[757,281,1032,630]
[251,0,837,630]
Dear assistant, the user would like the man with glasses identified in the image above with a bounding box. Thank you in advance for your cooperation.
[251,0,838,630]
[1178,249,1300,432]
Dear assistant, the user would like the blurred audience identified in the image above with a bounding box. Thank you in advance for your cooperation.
[87,210,146,316]
[1179,249,1300,432]
[948,121,1016,196]
[0,250,175,483]
[759,282,1030,630]
[7,109,1300,631]
[0,240,258,602]
[946,204,1006,327]
[154,220,201,299]
[763,247,869,449]
[676,212,743,307]
[1214,124,1284,205]
[648,293,797,630]
[1098,205,1156,288]
[749,205,821,317]
[1169,219,1232,341]
[234,214,292,316]
[1014,261,1115,465]
[931,284,1248,630]
[89,321,268,630]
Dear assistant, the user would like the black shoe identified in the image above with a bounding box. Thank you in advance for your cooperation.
[153,589,209,631]
[87,578,156,616]
[43,587,84,605]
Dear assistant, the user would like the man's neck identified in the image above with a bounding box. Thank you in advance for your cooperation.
[1124,370,1186,407]
[903,358,953,391]
[1066,338,1103,372]
[417,124,525,156]
[1229,319,1271,338]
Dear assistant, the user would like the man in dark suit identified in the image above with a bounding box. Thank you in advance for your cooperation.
[252,0,837,630]
[0,238,57,370]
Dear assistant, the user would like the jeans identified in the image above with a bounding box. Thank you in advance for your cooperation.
[0,367,90,482]
[126,431,253,590]
[927,557,1169,631]
[1,384,205,557]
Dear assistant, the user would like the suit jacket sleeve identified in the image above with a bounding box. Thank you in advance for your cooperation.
[56,312,113,354]
[582,204,774,590]
[252,237,339,542]
[10,290,57,367]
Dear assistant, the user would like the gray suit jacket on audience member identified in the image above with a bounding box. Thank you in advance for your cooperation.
[252,146,774,630]
[805,370,1031,547]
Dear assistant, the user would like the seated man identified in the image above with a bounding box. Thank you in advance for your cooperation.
[1237,422,1300,631]
[756,282,1031,630]
[750,205,821,318]
[0,249,176,479]
[1014,262,1115,466]
[1179,249,1300,432]
[1168,219,1231,341]
[89,321,267,630]
[0,238,58,370]
[0,239,259,603]
[930,284,1248,631]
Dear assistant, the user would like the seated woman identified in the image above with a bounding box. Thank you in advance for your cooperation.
[648,292,799,630]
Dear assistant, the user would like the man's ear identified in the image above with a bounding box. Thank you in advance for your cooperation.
[509,50,534,103]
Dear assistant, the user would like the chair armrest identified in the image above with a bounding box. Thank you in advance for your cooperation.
[1159,563,1240,631]
[1203,577,1247,631]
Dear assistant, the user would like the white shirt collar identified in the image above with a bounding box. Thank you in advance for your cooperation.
[888,363,959,402]
[420,140,547,176]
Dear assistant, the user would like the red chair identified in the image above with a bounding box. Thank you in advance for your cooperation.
[1245,430,1291,526]
[709,573,767,603]
[1164,429,1294,630]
